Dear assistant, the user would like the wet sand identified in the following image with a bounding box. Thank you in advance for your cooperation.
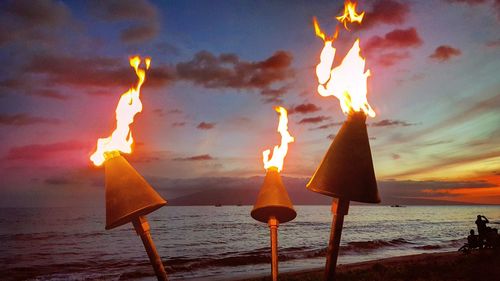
[240,250,500,281]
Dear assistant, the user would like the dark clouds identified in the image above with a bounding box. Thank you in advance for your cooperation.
[176,50,294,102]
[364,27,423,67]
[5,140,88,161]
[289,103,321,115]
[0,0,72,46]
[173,154,214,161]
[445,0,487,5]
[365,28,423,52]
[310,122,344,130]
[371,119,417,127]
[196,122,216,130]
[429,45,462,62]
[361,0,410,29]
[172,122,186,127]
[391,153,401,160]
[22,54,173,89]
[88,0,160,43]
[0,113,60,126]
[298,115,331,124]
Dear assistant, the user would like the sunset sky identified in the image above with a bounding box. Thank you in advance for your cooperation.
[0,0,499,206]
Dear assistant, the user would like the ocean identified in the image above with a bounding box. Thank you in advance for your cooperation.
[1,205,499,280]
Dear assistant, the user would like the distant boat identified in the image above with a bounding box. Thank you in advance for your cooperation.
[390,204,405,207]
[215,204,222,207]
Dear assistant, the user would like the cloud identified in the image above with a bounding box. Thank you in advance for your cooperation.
[5,140,88,161]
[310,122,344,130]
[486,39,500,48]
[391,153,401,160]
[327,134,336,140]
[429,45,462,62]
[399,94,500,143]
[196,122,216,130]
[298,115,331,124]
[445,0,487,5]
[172,122,186,127]
[44,176,78,186]
[365,27,423,53]
[289,103,321,114]
[260,85,289,103]
[87,0,160,43]
[176,50,294,99]
[361,0,410,29]
[376,51,410,67]
[3,0,71,26]
[173,154,214,161]
[0,0,72,46]
[0,113,60,126]
[387,150,500,178]
[28,89,68,100]
[24,54,173,88]
[371,119,417,127]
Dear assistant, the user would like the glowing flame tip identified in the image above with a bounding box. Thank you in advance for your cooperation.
[90,56,151,166]
[262,106,294,172]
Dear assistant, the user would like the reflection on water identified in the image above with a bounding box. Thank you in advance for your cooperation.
[0,205,499,280]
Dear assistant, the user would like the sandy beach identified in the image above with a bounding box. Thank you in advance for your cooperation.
[241,250,500,281]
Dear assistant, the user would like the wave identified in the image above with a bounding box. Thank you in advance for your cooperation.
[342,238,413,251]
[165,238,416,272]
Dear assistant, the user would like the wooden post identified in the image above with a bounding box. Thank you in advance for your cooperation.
[268,216,279,281]
[132,216,168,281]
[324,198,349,281]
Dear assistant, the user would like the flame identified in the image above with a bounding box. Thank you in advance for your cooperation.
[90,56,151,166]
[336,0,365,30]
[313,2,375,118]
[262,106,294,172]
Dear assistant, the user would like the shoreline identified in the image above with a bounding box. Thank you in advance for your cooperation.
[239,250,500,281]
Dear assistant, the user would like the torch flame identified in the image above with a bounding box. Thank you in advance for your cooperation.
[313,1,375,118]
[262,106,294,172]
[90,56,151,166]
[336,0,365,30]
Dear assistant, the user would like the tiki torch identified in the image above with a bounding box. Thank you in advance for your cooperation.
[309,4,380,281]
[251,106,296,281]
[90,57,168,281]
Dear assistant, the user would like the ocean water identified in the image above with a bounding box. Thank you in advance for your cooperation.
[1,205,499,280]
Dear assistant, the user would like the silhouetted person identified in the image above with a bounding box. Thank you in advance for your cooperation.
[475,215,490,236]
[468,229,480,249]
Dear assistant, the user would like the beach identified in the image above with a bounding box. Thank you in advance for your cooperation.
[242,250,500,281]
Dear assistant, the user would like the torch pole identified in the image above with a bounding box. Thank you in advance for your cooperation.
[132,216,168,281]
[268,216,279,281]
[324,198,349,281]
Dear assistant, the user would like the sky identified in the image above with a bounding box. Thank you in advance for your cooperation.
[0,0,499,207]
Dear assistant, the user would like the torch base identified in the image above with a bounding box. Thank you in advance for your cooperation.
[324,198,349,281]
[132,216,168,281]
[268,216,279,281]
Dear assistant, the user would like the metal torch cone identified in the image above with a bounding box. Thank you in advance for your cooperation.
[251,167,296,281]
[104,151,168,281]
[306,112,379,281]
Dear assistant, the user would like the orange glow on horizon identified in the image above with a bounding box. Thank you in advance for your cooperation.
[421,174,500,204]
[90,56,151,166]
